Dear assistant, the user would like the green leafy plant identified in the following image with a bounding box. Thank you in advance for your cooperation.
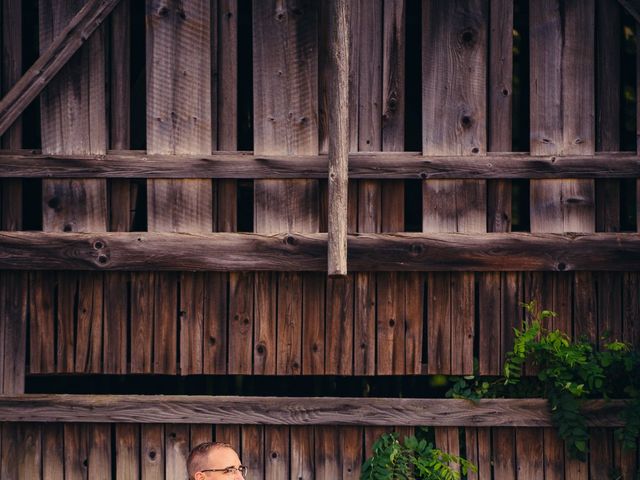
[360,431,476,480]
[447,301,640,462]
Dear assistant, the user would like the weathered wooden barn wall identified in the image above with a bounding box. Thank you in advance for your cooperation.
[0,0,639,478]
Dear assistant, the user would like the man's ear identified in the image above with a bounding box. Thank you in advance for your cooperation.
[194,473,205,480]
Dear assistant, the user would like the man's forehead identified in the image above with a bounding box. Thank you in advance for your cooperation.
[207,446,241,466]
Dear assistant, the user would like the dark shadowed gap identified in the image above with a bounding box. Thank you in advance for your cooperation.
[511,179,529,232]
[404,0,421,151]
[130,0,146,150]
[620,10,636,151]
[237,179,253,232]
[237,0,253,151]
[512,0,529,152]
[22,178,42,230]
[26,374,453,397]
[404,179,422,232]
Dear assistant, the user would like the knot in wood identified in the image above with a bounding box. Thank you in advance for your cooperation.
[93,240,105,250]
[284,234,296,246]
[557,262,567,271]
[460,115,473,128]
[256,343,266,355]
[97,254,109,265]
[471,147,480,154]
[47,196,61,211]
[410,243,424,256]
[459,28,476,46]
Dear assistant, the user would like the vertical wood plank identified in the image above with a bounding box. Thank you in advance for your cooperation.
[481,0,516,376]
[265,426,289,480]
[165,424,189,480]
[180,272,205,374]
[141,425,164,480]
[252,0,319,377]
[189,425,213,448]
[302,272,325,374]
[589,428,613,480]
[42,424,64,480]
[39,0,108,379]
[614,437,637,480]
[378,0,406,376]
[242,426,264,480]
[0,0,25,394]
[116,423,140,480]
[530,0,596,351]
[75,272,104,373]
[465,428,492,480]
[543,428,565,480]
[104,272,128,374]
[340,426,362,480]
[315,427,340,480]
[290,426,313,480]
[422,0,487,376]
[434,427,460,475]
[492,428,516,480]
[326,275,353,375]
[130,272,154,373]
[215,425,241,450]
[147,0,213,375]
[203,272,228,374]
[405,272,424,374]
[227,271,253,374]
[64,424,88,480]
[0,271,27,392]
[277,272,303,375]
[515,428,544,479]
[87,424,112,480]
[254,271,276,375]
[1,424,18,480]
[17,424,42,480]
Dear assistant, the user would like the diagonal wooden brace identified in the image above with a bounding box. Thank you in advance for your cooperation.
[0,0,121,137]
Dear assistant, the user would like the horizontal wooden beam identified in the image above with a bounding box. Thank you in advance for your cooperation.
[0,0,122,137]
[0,395,627,427]
[0,232,639,271]
[0,150,639,179]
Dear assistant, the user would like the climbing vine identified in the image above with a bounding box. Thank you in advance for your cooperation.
[447,301,640,461]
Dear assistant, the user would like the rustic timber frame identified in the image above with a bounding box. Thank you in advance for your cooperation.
[1,0,640,478]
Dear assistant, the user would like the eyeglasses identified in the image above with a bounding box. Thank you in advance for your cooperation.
[200,465,248,477]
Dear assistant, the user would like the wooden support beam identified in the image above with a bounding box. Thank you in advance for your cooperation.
[0,395,626,427]
[618,0,640,23]
[0,150,638,178]
[327,0,350,277]
[0,0,121,137]
[0,231,638,271]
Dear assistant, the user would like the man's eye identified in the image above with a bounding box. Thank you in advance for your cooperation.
[223,468,235,474]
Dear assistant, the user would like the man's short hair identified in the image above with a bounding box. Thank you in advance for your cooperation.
[187,441,236,479]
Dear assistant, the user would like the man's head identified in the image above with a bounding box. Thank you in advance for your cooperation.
[187,442,246,480]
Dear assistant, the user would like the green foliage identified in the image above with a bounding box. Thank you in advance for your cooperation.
[447,301,640,462]
[360,431,476,480]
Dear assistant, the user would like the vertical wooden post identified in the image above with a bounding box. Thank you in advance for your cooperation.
[327,0,349,277]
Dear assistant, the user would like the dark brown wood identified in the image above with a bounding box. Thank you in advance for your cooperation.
[0,0,121,137]
[2,150,639,178]
[327,0,350,277]
[2,231,640,271]
[115,423,140,480]
[0,396,627,427]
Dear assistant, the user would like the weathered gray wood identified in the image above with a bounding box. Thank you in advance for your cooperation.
[0,396,626,427]
[1,231,639,271]
[0,0,121,137]
[327,0,350,277]
[0,150,639,178]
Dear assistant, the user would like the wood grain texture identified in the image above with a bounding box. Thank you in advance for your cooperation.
[253,0,320,379]
[265,425,289,480]
[0,0,121,137]
[146,0,213,376]
[492,427,516,479]
[116,423,140,480]
[2,150,640,178]
[327,0,350,276]
[2,231,640,272]
[141,424,164,480]
[290,426,314,480]
[242,425,264,480]
[515,428,544,479]
[165,424,189,480]
[0,396,627,427]
[422,0,487,376]
[39,0,108,379]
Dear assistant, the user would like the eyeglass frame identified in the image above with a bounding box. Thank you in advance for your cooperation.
[199,465,248,477]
